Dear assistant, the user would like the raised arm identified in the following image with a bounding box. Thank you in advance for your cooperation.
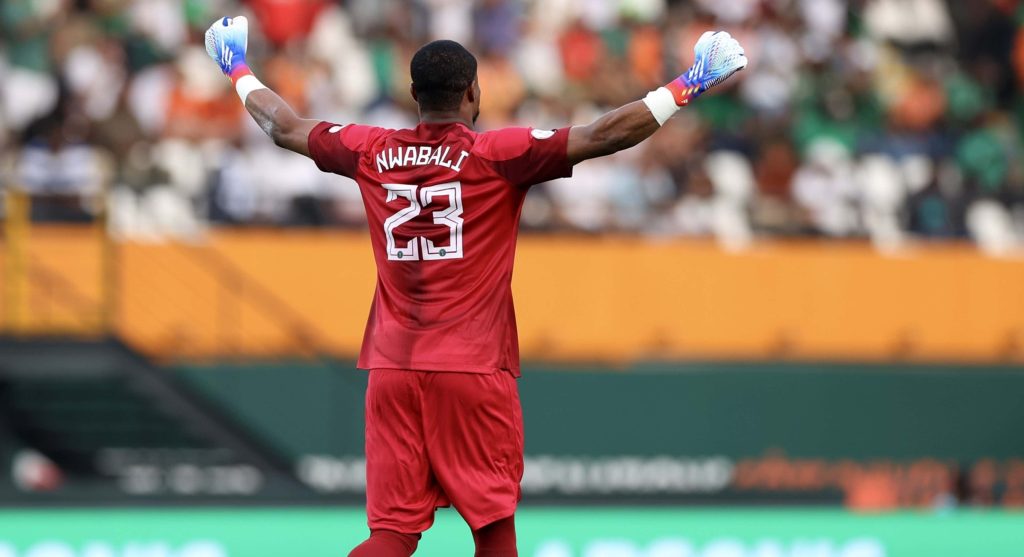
[567,101,660,165]
[205,16,318,157]
[567,31,747,165]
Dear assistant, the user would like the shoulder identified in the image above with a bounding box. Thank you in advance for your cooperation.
[313,122,391,151]
[473,127,551,162]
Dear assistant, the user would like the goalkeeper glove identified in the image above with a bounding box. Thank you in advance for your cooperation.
[644,31,748,125]
[205,16,266,102]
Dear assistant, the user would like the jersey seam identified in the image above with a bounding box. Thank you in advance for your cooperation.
[360,363,511,370]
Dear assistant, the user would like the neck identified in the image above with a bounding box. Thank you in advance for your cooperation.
[419,110,474,128]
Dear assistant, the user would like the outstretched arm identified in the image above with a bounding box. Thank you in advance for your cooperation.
[243,89,317,157]
[567,31,747,165]
[205,16,318,157]
[567,101,660,165]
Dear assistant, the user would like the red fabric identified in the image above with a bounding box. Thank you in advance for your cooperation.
[307,122,572,375]
[246,0,326,47]
[364,368,524,533]
[473,515,518,557]
[347,529,420,557]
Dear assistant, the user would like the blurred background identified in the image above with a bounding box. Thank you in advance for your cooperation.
[1,0,1023,555]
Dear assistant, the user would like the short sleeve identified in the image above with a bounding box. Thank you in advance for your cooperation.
[474,127,573,188]
[307,122,384,178]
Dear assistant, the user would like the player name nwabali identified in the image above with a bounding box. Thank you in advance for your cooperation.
[376,145,471,174]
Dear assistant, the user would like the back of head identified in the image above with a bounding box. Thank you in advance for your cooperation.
[410,40,478,113]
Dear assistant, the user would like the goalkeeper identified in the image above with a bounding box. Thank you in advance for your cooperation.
[206,15,746,557]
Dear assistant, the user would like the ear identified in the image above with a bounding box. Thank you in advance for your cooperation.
[410,83,418,103]
[466,79,478,103]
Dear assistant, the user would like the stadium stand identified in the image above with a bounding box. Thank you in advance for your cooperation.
[2,0,1023,252]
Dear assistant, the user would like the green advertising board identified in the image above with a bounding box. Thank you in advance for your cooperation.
[0,507,1020,557]
[177,360,1024,462]
[6,357,1022,505]
[174,361,1024,505]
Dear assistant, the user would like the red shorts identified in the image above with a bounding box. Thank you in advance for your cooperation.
[364,368,524,533]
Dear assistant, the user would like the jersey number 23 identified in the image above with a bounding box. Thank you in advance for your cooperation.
[382,181,464,262]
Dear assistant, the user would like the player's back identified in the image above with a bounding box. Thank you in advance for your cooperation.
[308,120,573,375]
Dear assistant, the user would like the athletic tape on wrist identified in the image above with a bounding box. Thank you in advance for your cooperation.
[642,87,679,126]
[234,74,267,104]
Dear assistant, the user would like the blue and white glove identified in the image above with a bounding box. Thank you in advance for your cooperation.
[205,16,250,77]
[205,16,266,102]
[643,31,748,125]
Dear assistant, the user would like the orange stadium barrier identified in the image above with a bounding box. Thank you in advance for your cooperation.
[3,226,1024,362]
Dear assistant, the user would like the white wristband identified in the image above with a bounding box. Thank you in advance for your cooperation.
[642,87,680,126]
[235,74,268,104]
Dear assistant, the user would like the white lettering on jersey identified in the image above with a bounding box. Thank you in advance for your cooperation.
[416,146,431,166]
[402,146,417,167]
[375,144,471,173]
[451,150,470,172]
[438,146,453,168]
[389,148,403,169]
[427,147,443,166]
[382,181,464,261]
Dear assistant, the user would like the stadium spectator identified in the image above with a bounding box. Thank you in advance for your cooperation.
[15,107,108,223]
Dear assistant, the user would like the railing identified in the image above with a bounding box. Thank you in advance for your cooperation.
[5,195,1024,364]
[170,243,326,358]
[2,182,116,336]
[2,187,328,359]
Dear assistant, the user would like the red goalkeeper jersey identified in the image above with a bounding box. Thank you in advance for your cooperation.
[308,121,573,376]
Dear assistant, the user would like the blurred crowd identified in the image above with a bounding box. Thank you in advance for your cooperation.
[2,0,1024,253]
